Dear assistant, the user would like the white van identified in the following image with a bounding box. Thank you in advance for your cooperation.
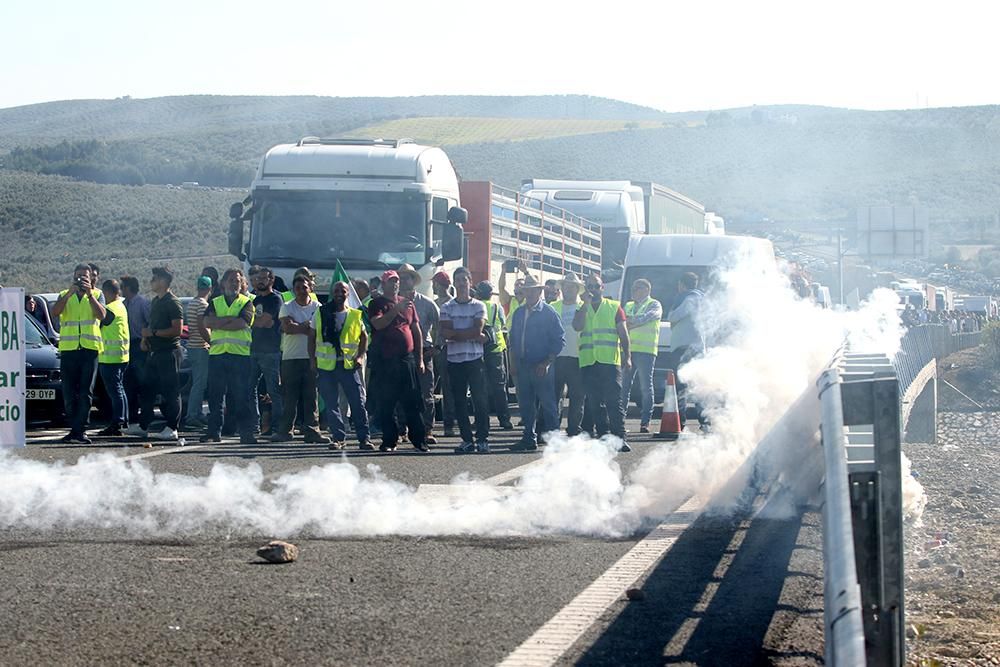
[616,234,776,401]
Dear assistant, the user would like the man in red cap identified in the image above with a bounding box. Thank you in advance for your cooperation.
[366,269,428,452]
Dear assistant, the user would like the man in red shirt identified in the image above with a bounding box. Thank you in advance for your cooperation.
[367,270,428,452]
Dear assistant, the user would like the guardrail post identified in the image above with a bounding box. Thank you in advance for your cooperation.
[840,360,905,667]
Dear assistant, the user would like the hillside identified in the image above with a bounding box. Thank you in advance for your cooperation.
[345,117,671,145]
[448,117,1000,222]
[0,94,669,151]
[0,171,240,293]
[2,95,1000,292]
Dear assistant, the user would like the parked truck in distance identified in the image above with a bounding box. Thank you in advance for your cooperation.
[519,179,716,295]
[227,138,467,296]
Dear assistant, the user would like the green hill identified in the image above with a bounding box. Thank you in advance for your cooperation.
[2,95,1000,292]
[0,171,240,293]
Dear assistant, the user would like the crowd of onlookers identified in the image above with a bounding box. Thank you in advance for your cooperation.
[900,305,994,333]
[37,258,711,451]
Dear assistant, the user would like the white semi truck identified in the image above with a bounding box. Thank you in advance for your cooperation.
[227,138,467,295]
[519,179,717,295]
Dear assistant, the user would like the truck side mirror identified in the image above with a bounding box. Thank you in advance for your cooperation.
[441,223,464,262]
[229,202,245,221]
[228,219,246,260]
[447,206,468,225]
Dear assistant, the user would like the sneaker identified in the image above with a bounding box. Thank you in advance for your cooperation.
[96,425,122,437]
[510,439,538,452]
[152,427,179,442]
[71,433,93,445]
[304,432,332,445]
[379,443,397,452]
[639,424,650,434]
[425,434,438,444]
[618,442,632,453]
[475,441,490,454]
[125,424,148,437]
[358,440,376,451]
[454,441,476,454]
[271,432,292,442]
[499,420,514,430]
[328,441,346,450]
[260,429,273,438]
[60,432,75,444]
[199,434,222,443]
[240,435,259,445]
[412,440,430,452]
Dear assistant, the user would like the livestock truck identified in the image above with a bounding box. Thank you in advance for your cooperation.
[227,139,603,297]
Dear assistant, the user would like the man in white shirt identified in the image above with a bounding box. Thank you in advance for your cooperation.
[440,267,491,453]
[272,276,329,444]
[553,273,585,436]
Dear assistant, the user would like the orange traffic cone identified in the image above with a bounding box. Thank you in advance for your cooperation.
[655,370,682,440]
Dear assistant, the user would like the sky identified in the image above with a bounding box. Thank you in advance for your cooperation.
[1,0,998,112]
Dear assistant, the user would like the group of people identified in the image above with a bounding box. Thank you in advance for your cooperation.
[49,259,708,451]
[901,304,992,333]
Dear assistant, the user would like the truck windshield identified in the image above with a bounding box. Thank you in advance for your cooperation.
[622,266,714,317]
[248,190,428,268]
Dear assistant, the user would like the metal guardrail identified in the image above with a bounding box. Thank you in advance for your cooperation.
[819,326,982,665]
[820,352,905,666]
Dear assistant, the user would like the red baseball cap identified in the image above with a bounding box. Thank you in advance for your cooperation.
[432,270,451,286]
[381,270,400,283]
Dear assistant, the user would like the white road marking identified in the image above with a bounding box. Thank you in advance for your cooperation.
[498,494,707,667]
[119,444,207,461]
[482,459,544,486]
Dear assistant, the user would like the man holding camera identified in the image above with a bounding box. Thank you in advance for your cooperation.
[573,273,631,452]
[51,264,107,444]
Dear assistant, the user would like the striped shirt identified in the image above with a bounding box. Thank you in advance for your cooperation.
[184,296,209,349]
[440,297,486,363]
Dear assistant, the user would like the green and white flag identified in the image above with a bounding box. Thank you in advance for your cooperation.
[331,259,362,309]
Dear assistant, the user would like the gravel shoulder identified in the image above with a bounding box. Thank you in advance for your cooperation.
[903,347,1000,665]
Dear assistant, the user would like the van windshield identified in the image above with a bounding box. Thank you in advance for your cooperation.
[622,266,714,317]
[248,190,428,268]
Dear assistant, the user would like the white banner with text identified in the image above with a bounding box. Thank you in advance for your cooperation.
[0,288,26,447]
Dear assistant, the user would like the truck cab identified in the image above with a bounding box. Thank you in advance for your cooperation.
[228,138,465,296]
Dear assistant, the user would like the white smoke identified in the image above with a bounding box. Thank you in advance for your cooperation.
[0,249,907,538]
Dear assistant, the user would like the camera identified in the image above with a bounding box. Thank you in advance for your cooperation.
[75,277,86,288]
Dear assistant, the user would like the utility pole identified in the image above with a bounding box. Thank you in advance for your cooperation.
[838,228,844,306]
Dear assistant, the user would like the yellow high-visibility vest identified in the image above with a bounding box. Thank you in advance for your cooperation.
[99,298,130,364]
[209,294,253,356]
[625,298,660,355]
[484,301,507,353]
[578,298,621,367]
[58,289,104,353]
[315,307,363,371]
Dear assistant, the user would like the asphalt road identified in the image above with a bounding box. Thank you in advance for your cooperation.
[1,418,825,666]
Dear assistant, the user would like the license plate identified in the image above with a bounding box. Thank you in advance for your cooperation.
[26,389,56,400]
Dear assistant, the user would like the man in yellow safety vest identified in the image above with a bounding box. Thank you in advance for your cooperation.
[622,278,663,433]
[51,263,107,444]
[97,279,130,436]
[474,280,514,431]
[201,268,257,444]
[573,273,632,452]
[312,280,373,450]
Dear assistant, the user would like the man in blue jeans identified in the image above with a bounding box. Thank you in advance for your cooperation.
[621,278,663,433]
[249,267,283,435]
[508,275,565,451]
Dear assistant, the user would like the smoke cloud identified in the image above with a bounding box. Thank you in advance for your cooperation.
[0,250,914,538]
